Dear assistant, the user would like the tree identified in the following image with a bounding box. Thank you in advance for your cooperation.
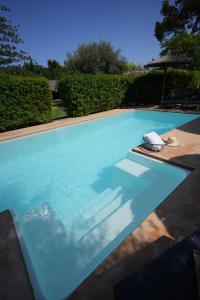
[155,0,200,42]
[47,59,64,79]
[0,4,30,66]
[65,41,126,74]
[122,61,137,72]
[155,0,200,69]
[122,61,144,73]
[161,31,200,69]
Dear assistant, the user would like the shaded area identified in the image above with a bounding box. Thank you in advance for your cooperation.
[154,155,200,239]
[114,230,200,300]
[144,53,192,101]
[0,210,34,300]
[70,235,176,300]
[176,116,200,135]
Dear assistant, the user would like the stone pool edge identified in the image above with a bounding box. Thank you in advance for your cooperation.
[0,109,131,142]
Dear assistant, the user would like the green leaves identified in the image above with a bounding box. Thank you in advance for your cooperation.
[161,32,200,69]
[58,71,200,113]
[64,41,126,74]
[155,0,200,69]
[58,75,130,117]
[0,5,30,66]
[155,0,200,42]
[0,76,52,132]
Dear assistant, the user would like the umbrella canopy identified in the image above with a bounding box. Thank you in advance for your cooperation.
[144,54,192,101]
[144,54,192,69]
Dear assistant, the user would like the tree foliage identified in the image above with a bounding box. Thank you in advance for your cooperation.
[155,0,200,42]
[58,71,200,115]
[47,59,64,79]
[161,31,200,69]
[0,59,67,79]
[64,41,126,74]
[155,0,200,69]
[0,4,30,65]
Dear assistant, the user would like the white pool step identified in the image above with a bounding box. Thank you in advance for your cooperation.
[71,187,125,241]
[78,155,147,218]
[115,157,149,177]
[77,187,120,220]
[79,196,135,260]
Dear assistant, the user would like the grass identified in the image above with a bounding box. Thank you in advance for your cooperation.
[52,103,68,120]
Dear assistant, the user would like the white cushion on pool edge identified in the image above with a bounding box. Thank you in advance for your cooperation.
[144,131,164,151]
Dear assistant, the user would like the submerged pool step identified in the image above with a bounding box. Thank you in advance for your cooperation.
[70,155,151,242]
[74,154,147,220]
[115,157,149,177]
[71,187,125,241]
[79,196,135,259]
[78,187,120,220]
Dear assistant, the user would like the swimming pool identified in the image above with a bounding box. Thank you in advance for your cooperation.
[0,110,198,299]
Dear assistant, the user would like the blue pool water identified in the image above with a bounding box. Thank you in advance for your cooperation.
[0,110,198,299]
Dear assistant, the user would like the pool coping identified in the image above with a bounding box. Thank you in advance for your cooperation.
[0,109,131,142]
[0,107,199,143]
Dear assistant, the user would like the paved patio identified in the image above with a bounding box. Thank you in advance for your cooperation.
[0,109,200,300]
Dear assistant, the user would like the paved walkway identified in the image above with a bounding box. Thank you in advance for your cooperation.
[0,210,34,300]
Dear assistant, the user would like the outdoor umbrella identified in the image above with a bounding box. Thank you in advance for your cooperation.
[144,53,192,101]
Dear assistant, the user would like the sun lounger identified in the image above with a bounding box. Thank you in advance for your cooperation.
[182,89,200,110]
[159,89,183,108]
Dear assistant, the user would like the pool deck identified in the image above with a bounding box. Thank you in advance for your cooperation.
[0,108,200,299]
[0,210,34,300]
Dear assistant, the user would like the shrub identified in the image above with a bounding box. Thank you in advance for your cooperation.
[0,76,52,132]
[58,71,200,116]
[124,70,200,106]
[58,74,132,117]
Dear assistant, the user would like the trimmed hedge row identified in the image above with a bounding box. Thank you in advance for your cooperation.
[58,74,134,117]
[58,71,200,117]
[126,70,200,106]
[0,76,52,132]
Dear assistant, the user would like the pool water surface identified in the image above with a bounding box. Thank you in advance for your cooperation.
[0,110,198,299]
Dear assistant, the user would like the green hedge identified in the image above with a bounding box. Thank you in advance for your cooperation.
[0,76,52,132]
[58,71,200,117]
[58,75,136,117]
[125,70,200,106]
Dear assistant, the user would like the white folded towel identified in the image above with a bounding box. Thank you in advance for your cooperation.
[143,131,165,152]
